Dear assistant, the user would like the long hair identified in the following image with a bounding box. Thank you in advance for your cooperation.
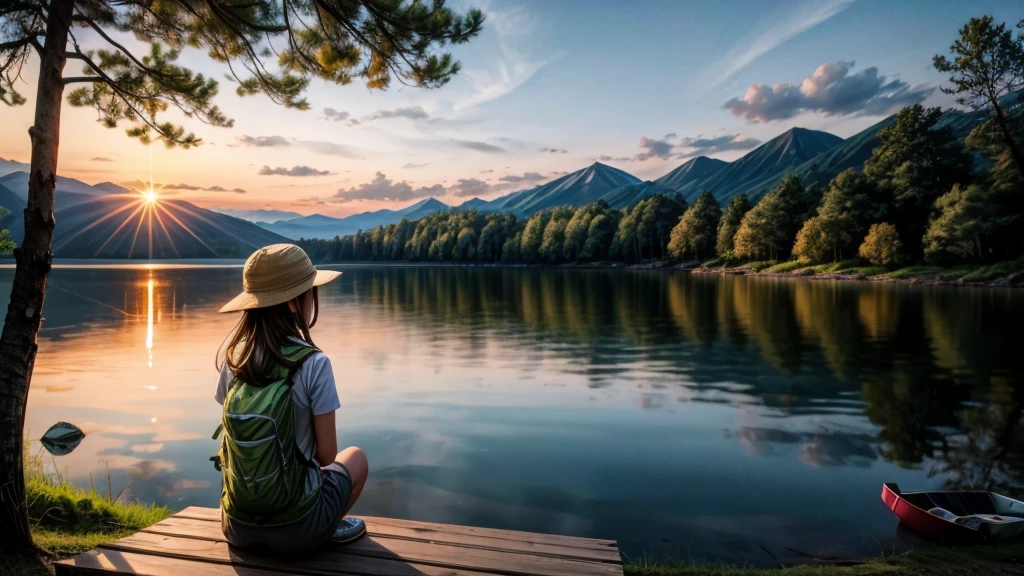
[217,287,320,386]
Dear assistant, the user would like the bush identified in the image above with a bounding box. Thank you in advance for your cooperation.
[859,223,902,266]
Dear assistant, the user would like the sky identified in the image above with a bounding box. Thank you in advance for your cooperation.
[1,0,1022,218]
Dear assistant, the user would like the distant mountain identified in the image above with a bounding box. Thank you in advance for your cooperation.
[46,196,288,258]
[597,156,729,209]
[0,157,29,178]
[0,171,118,200]
[599,181,678,209]
[455,197,488,211]
[213,208,304,224]
[479,162,641,215]
[655,156,729,193]
[263,197,451,240]
[92,181,133,195]
[690,128,843,203]
[0,183,25,232]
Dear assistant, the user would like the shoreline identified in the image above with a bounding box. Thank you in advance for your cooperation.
[310,258,1024,288]
[3,256,1022,289]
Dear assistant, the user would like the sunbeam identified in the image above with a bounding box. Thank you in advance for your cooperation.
[152,208,181,258]
[94,202,149,257]
[154,203,219,257]
[52,199,143,251]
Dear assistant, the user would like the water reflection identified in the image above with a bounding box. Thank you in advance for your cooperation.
[146,278,154,368]
[6,265,1022,564]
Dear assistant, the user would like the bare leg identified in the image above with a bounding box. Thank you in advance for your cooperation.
[335,446,368,516]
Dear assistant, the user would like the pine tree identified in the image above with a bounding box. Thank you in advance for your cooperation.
[934,16,1024,182]
[668,192,721,260]
[0,0,483,552]
[716,193,751,257]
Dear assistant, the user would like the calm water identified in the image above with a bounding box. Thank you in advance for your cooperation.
[4,264,1023,565]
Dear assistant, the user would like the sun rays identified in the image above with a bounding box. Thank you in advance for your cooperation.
[53,179,221,259]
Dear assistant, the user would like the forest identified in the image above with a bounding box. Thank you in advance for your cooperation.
[297,17,1024,272]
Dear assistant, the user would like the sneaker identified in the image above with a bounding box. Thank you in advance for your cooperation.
[331,517,367,543]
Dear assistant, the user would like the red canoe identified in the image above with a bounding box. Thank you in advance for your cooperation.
[881,483,1024,544]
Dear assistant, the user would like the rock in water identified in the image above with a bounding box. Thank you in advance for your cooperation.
[40,422,85,456]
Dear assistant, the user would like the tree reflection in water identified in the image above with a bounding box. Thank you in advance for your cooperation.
[344,267,1024,495]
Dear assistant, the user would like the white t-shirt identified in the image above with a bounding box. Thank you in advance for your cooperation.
[215,341,340,496]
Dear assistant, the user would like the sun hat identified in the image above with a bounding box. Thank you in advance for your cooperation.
[219,244,341,313]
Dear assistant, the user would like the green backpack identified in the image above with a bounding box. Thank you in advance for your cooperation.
[212,344,321,526]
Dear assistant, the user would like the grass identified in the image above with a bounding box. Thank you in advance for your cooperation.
[703,257,1024,286]
[0,446,172,575]
[624,543,1024,575]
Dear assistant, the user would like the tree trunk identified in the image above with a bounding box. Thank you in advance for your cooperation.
[990,98,1024,184]
[0,0,74,554]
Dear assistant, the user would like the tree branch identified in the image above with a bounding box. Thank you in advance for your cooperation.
[73,13,170,79]
[63,76,109,85]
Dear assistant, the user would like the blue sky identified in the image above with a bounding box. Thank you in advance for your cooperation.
[1,0,1021,216]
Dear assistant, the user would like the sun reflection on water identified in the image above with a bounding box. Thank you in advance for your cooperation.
[146,278,154,368]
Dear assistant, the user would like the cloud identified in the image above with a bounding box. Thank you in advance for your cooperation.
[163,183,246,193]
[259,165,332,177]
[480,169,494,174]
[498,171,546,183]
[663,133,677,140]
[329,172,445,202]
[723,61,934,123]
[236,135,289,147]
[676,133,763,158]
[449,139,507,154]
[635,137,675,161]
[702,0,856,90]
[402,163,427,169]
[235,135,360,158]
[595,155,631,162]
[323,108,350,122]
[357,106,428,124]
[90,156,113,162]
[454,7,552,110]
[540,147,568,154]
[449,178,491,197]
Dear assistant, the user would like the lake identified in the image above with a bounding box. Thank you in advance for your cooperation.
[4,263,1022,565]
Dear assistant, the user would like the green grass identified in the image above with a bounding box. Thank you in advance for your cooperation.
[765,260,809,274]
[882,265,945,279]
[3,446,173,575]
[748,260,779,272]
[624,543,1024,575]
[959,259,1024,283]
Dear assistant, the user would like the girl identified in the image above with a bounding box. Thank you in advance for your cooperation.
[214,243,368,552]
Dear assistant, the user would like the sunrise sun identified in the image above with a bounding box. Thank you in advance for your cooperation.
[142,189,158,204]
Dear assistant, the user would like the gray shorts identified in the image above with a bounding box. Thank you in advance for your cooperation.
[222,462,353,554]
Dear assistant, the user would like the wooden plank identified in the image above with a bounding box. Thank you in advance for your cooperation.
[175,507,619,552]
[55,549,283,576]
[105,530,623,576]
[149,516,621,564]
[57,545,501,576]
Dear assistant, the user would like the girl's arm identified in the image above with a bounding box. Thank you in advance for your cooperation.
[313,411,338,466]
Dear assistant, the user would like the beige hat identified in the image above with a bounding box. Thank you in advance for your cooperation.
[219,244,341,313]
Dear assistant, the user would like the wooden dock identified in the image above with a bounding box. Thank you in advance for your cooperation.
[55,506,624,576]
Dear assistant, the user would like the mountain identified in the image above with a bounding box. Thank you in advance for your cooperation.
[263,197,451,240]
[480,162,641,215]
[0,183,25,232]
[46,196,288,258]
[0,171,117,200]
[599,181,678,209]
[596,155,729,209]
[655,156,729,192]
[455,197,488,211]
[213,208,304,223]
[0,157,29,178]
[92,181,133,195]
[694,128,844,203]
